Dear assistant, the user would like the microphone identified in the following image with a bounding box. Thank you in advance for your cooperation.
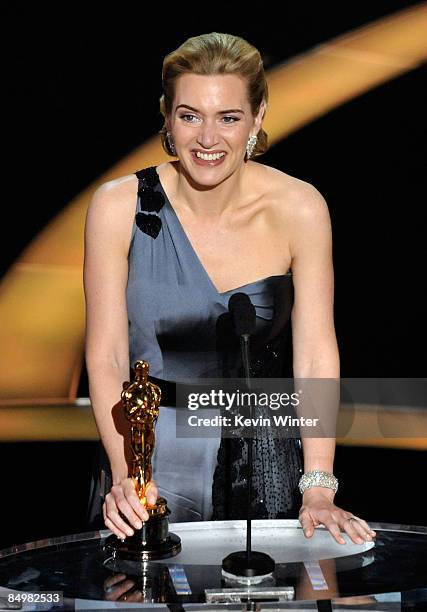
[228,292,256,337]
[228,292,256,381]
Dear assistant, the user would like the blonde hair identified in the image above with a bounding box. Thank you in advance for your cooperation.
[159,32,269,159]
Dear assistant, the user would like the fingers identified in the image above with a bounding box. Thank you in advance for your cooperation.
[299,509,315,538]
[341,515,376,544]
[113,483,145,529]
[104,514,129,540]
[352,515,376,538]
[145,480,158,505]
[325,512,376,545]
[299,506,376,545]
[103,479,148,538]
[121,479,149,523]
[104,578,135,601]
[104,574,127,590]
[122,589,143,603]
[301,509,345,544]
[103,478,162,538]
[104,493,135,538]
[103,501,127,540]
[321,514,347,544]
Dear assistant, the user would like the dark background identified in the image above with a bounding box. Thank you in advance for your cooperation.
[1,2,426,548]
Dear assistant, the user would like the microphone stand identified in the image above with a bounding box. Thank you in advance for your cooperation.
[221,311,275,581]
[241,332,252,566]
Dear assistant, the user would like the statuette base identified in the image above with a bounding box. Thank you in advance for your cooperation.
[105,506,181,561]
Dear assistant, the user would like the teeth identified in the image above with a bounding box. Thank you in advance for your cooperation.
[195,151,225,161]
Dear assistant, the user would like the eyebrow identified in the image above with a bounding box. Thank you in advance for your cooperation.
[175,104,244,114]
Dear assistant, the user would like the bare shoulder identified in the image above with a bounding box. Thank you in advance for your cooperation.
[259,163,329,219]
[89,173,138,212]
[85,173,139,253]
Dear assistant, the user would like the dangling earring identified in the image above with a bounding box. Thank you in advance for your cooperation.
[246,134,258,160]
[166,131,177,156]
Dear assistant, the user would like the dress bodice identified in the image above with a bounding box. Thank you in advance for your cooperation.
[126,165,294,382]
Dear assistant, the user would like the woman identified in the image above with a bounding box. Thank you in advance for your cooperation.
[84,32,375,545]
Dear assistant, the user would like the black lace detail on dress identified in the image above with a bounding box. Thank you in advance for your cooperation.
[134,166,165,239]
[211,330,304,520]
[211,429,303,520]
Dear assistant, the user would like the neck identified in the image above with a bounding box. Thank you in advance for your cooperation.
[170,160,251,218]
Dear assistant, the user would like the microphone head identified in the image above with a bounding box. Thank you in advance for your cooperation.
[228,292,256,336]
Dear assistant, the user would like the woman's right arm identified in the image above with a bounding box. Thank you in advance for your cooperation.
[83,180,157,538]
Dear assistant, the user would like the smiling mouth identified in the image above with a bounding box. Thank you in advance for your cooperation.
[191,151,227,163]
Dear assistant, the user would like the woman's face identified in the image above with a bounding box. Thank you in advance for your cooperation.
[167,73,266,184]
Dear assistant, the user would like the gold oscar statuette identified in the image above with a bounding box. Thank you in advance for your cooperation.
[105,360,181,561]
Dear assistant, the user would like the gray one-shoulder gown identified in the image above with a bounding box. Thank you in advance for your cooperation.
[86,165,303,527]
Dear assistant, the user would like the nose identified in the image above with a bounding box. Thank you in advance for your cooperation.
[197,119,219,149]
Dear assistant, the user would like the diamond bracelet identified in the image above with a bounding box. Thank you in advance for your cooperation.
[298,470,339,495]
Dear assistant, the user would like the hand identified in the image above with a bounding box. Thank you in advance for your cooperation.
[298,488,376,545]
[103,478,158,539]
[104,574,141,602]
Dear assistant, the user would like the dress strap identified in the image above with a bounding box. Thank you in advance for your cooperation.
[129,171,142,245]
[133,167,165,239]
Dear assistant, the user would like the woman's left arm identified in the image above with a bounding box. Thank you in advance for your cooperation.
[288,182,375,545]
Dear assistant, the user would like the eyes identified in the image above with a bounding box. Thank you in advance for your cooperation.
[179,114,240,124]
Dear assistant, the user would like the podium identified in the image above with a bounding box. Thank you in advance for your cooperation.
[1,519,427,607]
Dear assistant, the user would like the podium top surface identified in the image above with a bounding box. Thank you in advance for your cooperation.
[0,519,426,609]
